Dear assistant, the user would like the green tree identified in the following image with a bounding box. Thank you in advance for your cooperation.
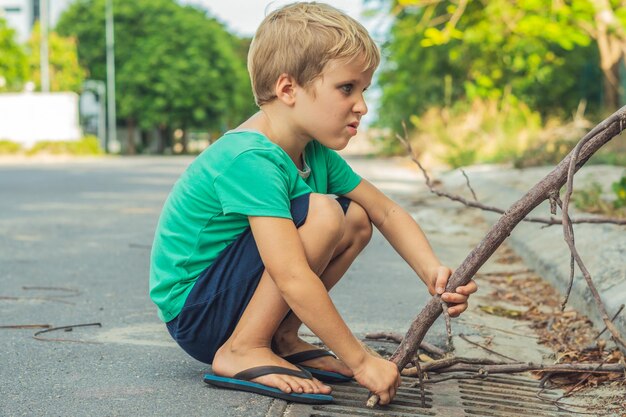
[0,16,27,91]
[26,23,85,92]
[375,0,605,134]
[56,0,255,154]
[380,0,626,114]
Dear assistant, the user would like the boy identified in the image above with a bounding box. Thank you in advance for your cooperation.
[150,2,477,406]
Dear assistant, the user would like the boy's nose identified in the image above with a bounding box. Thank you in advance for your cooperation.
[353,95,368,116]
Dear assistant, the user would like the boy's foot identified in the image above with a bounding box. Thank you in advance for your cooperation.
[212,342,332,395]
[272,336,353,379]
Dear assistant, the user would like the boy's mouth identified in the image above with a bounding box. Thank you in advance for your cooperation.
[348,121,359,129]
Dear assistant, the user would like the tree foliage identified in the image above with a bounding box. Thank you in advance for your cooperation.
[56,0,255,149]
[375,0,611,134]
[26,23,85,92]
[0,16,27,92]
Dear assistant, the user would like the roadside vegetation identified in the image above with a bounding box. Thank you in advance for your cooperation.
[0,136,102,156]
[369,0,626,217]
[572,178,626,218]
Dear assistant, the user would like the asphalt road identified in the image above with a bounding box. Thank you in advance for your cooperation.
[0,156,456,417]
[5,156,614,416]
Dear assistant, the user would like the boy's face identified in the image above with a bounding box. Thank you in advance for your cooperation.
[293,56,374,150]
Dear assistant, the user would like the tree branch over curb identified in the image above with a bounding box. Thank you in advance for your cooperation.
[395,125,626,227]
[366,105,626,408]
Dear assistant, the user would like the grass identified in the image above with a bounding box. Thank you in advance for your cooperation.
[377,96,544,168]
[571,180,626,218]
[0,136,103,157]
[0,140,23,155]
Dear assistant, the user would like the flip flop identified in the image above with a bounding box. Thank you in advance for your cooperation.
[282,349,354,383]
[203,365,333,404]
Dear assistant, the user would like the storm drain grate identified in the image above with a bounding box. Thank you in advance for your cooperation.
[269,373,584,417]
[458,375,571,416]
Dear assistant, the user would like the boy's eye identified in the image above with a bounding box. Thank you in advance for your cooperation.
[340,84,353,94]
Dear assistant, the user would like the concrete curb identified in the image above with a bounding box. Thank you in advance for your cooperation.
[440,165,626,342]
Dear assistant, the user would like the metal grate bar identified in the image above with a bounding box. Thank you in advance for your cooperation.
[459,378,548,392]
[474,374,544,387]
[458,385,561,400]
[460,394,570,414]
[310,407,433,417]
[283,374,587,417]
[462,401,572,416]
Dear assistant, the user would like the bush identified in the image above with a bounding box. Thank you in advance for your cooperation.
[396,96,543,168]
[572,179,626,218]
[572,182,614,214]
[612,175,626,209]
[26,136,102,156]
[0,140,23,155]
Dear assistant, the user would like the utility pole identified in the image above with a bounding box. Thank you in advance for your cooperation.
[105,0,117,153]
[40,0,50,92]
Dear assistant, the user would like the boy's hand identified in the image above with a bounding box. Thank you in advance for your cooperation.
[352,355,401,405]
[430,265,478,317]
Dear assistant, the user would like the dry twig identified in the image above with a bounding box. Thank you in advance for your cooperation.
[396,123,626,227]
[458,333,517,362]
[364,332,447,357]
[33,322,102,344]
[402,358,624,377]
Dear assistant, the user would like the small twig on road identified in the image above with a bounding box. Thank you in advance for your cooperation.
[460,169,478,201]
[461,321,540,338]
[364,332,447,357]
[33,322,102,344]
[0,286,81,305]
[408,360,427,408]
[595,304,625,340]
[459,334,518,362]
[0,295,75,305]
[420,371,488,383]
[22,286,80,297]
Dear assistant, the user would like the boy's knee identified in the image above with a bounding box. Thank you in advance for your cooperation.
[307,193,346,238]
[347,202,373,245]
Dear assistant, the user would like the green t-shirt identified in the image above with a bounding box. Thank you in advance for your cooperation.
[149,130,362,322]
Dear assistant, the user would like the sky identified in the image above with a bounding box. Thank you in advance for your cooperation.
[50,1,373,36]
[183,1,368,37]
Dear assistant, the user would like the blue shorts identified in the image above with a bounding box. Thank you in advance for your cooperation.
[166,193,351,364]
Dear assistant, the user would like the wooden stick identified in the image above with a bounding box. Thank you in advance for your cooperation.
[366,105,626,407]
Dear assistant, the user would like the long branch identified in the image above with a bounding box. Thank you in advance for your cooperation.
[402,360,625,376]
[561,131,626,350]
[366,105,626,407]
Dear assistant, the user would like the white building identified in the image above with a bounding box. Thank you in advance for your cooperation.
[0,0,71,42]
[0,1,83,147]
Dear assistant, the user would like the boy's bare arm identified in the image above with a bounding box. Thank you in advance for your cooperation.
[346,179,477,315]
[248,216,400,404]
[249,215,366,367]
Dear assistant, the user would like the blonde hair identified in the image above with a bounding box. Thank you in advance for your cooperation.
[248,2,380,106]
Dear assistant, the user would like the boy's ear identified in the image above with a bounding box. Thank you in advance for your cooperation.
[274,73,297,106]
